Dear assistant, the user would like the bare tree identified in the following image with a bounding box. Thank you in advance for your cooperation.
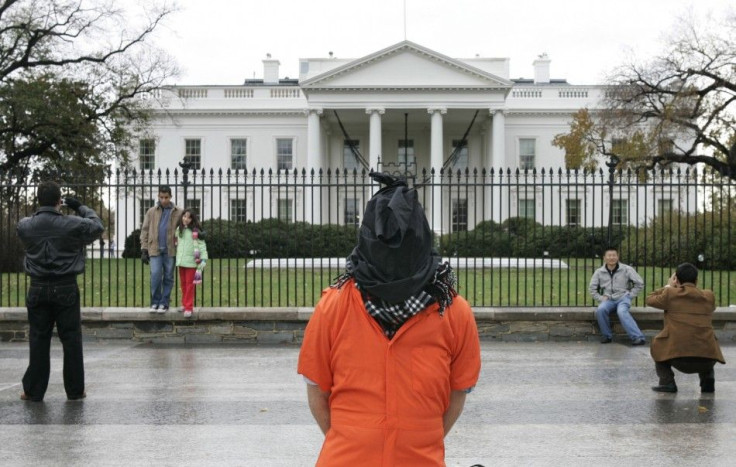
[0,0,179,176]
[554,9,736,179]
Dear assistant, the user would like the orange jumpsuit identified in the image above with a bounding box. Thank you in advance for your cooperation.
[298,280,481,466]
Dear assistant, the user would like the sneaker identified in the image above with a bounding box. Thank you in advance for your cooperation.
[149,304,159,312]
[600,336,612,344]
[157,306,168,314]
[632,338,647,346]
[183,310,193,318]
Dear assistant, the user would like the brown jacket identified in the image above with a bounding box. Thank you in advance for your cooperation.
[140,203,182,257]
[647,283,725,364]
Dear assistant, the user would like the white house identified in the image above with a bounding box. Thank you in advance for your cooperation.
[117,41,689,245]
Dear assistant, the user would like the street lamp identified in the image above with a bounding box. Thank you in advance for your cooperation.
[606,154,620,247]
[179,161,193,205]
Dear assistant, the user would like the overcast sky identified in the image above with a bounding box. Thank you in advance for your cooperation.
[150,0,733,86]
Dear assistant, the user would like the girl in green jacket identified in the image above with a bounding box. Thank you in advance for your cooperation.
[174,209,208,318]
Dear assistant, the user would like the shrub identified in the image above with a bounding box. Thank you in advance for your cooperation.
[622,210,736,269]
[123,218,361,259]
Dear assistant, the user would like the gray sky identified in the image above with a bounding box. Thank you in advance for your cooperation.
[151,0,732,86]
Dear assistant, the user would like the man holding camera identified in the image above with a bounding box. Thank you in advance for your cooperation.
[647,263,726,393]
[16,181,104,401]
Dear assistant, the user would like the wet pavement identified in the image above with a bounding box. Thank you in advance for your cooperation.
[0,340,734,466]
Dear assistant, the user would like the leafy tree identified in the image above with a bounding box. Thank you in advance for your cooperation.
[551,109,599,171]
[554,10,736,178]
[0,0,178,184]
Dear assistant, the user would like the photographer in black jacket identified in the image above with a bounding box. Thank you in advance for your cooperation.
[16,181,104,402]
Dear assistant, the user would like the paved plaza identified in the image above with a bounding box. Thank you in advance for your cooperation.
[1,340,735,466]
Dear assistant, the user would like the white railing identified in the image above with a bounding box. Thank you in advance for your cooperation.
[512,89,543,98]
[178,88,208,98]
[224,88,254,98]
[558,89,589,98]
[270,88,301,98]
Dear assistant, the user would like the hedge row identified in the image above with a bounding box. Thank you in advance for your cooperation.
[122,211,735,270]
[438,218,628,259]
[123,218,359,259]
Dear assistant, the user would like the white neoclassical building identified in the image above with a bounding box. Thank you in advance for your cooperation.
[118,41,687,245]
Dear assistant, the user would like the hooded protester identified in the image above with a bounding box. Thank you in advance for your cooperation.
[298,172,481,466]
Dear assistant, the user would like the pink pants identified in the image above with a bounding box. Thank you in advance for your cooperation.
[179,267,196,311]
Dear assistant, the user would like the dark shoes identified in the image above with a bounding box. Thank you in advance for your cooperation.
[600,336,612,344]
[652,383,678,393]
[701,378,715,393]
[20,392,42,402]
[632,339,647,346]
[67,392,87,401]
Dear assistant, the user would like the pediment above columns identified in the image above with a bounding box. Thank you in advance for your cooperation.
[300,41,512,94]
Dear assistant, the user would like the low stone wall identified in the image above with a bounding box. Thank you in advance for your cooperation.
[2,307,736,344]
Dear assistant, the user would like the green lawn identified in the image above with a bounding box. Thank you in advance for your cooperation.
[2,258,735,308]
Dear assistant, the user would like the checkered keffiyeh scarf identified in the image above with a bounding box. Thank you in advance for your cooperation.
[334,261,457,339]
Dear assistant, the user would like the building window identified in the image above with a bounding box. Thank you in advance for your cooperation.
[231,138,247,170]
[519,138,535,170]
[230,199,247,222]
[612,199,628,226]
[518,199,535,220]
[344,198,360,225]
[278,198,293,222]
[139,199,155,226]
[185,198,201,218]
[451,139,469,171]
[343,139,361,172]
[398,139,415,170]
[277,138,293,170]
[657,199,673,215]
[184,139,201,170]
[452,198,468,232]
[566,199,581,226]
[139,139,155,170]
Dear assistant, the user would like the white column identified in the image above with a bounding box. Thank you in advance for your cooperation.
[305,108,322,225]
[491,109,505,169]
[306,108,323,171]
[366,107,384,172]
[428,107,446,234]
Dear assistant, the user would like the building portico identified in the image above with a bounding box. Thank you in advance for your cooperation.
[124,39,642,244]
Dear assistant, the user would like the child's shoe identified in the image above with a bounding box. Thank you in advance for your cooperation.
[183,310,193,318]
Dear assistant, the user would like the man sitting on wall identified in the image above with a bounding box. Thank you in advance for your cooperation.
[589,247,647,345]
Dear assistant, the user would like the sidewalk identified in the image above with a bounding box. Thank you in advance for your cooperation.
[1,340,734,466]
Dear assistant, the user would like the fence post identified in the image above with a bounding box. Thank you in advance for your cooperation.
[606,154,620,246]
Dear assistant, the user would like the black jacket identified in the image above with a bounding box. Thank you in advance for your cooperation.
[17,206,104,278]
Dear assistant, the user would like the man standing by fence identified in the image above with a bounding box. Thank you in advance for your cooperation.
[17,181,103,401]
[140,185,182,312]
[589,247,647,345]
[298,173,481,466]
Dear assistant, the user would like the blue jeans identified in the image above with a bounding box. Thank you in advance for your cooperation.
[595,295,645,341]
[149,254,175,307]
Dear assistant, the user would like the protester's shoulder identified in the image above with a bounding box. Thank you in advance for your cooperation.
[446,295,474,320]
[314,282,358,316]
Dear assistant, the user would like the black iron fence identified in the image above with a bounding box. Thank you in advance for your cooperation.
[1,166,734,308]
